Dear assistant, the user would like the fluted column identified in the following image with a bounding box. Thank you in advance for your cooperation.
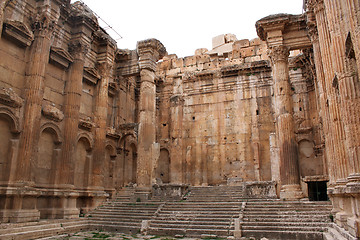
[306,5,334,185]
[91,61,112,189]
[15,12,56,183]
[313,0,348,183]
[268,45,303,200]
[58,40,88,187]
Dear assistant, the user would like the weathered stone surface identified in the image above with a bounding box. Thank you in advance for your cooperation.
[0,1,359,239]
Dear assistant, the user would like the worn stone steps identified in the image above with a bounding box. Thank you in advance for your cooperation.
[242,229,324,240]
[148,227,233,237]
[0,219,88,240]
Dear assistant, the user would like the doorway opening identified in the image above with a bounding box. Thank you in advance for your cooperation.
[308,181,328,201]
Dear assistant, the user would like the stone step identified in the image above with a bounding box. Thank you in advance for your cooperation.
[88,223,140,235]
[154,216,234,222]
[157,213,238,219]
[150,222,234,230]
[243,217,330,222]
[0,221,87,240]
[242,229,324,240]
[150,220,233,226]
[242,222,329,227]
[89,219,140,226]
[242,225,326,232]
[148,226,232,237]
[0,219,87,235]
[90,213,155,219]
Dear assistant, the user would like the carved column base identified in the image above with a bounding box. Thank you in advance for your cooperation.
[280,184,303,200]
[0,209,40,223]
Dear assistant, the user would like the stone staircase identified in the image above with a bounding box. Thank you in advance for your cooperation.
[0,218,88,240]
[88,199,161,234]
[185,185,246,202]
[241,200,332,240]
[148,201,240,237]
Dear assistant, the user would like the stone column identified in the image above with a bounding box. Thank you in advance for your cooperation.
[54,40,88,219]
[91,61,111,189]
[58,40,88,187]
[10,4,60,223]
[135,39,166,201]
[268,45,303,200]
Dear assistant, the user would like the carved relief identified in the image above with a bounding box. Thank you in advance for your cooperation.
[49,47,74,69]
[0,88,24,108]
[267,45,290,64]
[42,103,64,122]
[78,116,95,131]
[2,20,34,47]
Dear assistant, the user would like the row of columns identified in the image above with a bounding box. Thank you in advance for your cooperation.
[307,0,360,236]
[0,0,118,222]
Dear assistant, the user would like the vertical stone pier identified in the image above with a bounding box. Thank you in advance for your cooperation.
[135,39,166,201]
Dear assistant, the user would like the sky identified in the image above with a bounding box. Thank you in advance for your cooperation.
[72,0,304,57]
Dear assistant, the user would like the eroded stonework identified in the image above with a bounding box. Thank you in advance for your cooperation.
[0,0,359,239]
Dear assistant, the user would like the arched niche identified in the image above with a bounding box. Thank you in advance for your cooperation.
[157,148,170,184]
[34,124,62,185]
[74,135,93,189]
[104,142,116,190]
[118,134,137,186]
[0,110,19,182]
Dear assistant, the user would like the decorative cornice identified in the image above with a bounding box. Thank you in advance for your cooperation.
[83,67,100,85]
[49,47,74,69]
[267,45,290,64]
[2,20,34,47]
[0,88,24,108]
[106,127,120,139]
[42,103,64,122]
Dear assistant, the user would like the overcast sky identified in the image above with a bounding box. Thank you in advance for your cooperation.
[72,0,304,57]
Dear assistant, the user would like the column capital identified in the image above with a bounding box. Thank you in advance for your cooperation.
[96,61,112,76]
[267,45,290,64]
[68,40,89,59]
[137,38,167,72]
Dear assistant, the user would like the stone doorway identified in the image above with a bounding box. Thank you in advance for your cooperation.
[307,181,328,201]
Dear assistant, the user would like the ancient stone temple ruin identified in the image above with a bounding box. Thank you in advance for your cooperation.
[0,0,359,239]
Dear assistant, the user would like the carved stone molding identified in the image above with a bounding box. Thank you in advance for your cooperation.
[106,127,120,139]
[267,45,290,64]
[49,47,74,69]
[2,20,34,47]
[42,103,64,122]
[78,116,94,131]
[137,38,167,72]
[0,88,24,108]
[83,67,100,85]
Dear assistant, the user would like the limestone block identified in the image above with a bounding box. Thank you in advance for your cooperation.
[195,48,209,56]
[212,34,226,49]
[172,58,184,68]
[234,39,250,49]
[239,47,255,58]
[184,56,197,66]
[225,33,237,43]
[250,38,262,46]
